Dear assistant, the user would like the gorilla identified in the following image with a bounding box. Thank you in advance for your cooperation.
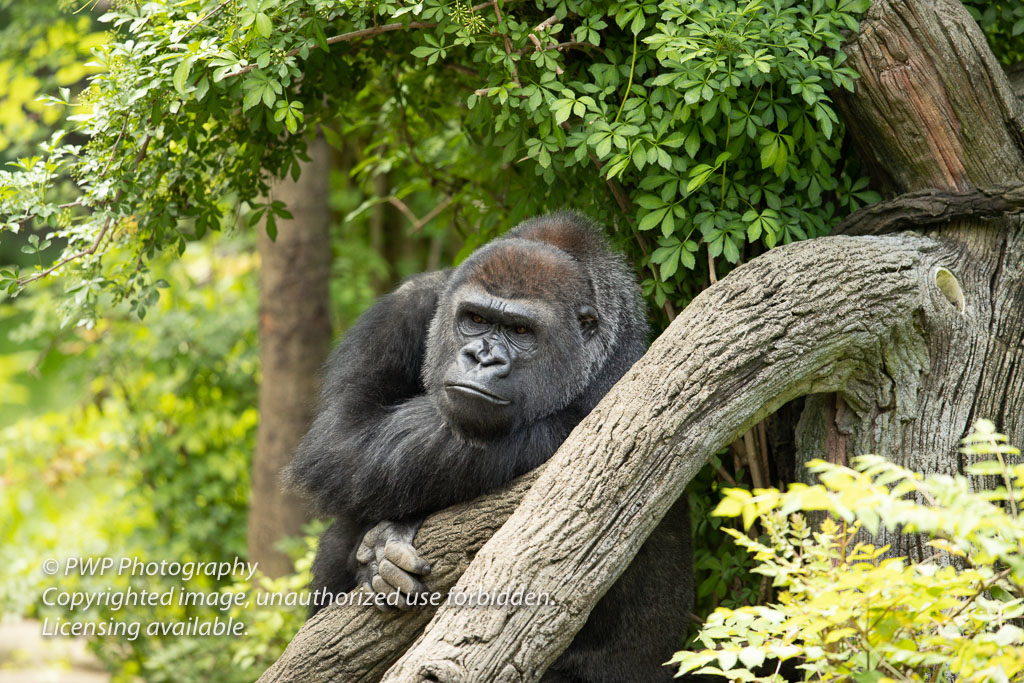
[285,211,693,682]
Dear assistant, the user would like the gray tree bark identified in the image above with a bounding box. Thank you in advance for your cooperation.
[248,136,333,578]
[260,0,1024,679]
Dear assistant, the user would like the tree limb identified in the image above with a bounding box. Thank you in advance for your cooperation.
[259,475,539,682]
[261,232,951,682]
[834,182,1024,236]
[223,23,439,79]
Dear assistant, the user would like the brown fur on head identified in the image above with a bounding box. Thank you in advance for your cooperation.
[508,211,609,264]
[463,240,590,302]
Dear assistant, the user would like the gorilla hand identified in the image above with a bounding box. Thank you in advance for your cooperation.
[355,519,430,611]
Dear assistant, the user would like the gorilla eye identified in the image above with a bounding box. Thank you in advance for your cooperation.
[470,313,485,324]
[513,325,529,335]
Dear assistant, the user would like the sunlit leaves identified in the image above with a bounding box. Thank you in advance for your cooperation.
[617,0,871,299]
[0,0,878,325]
[676,421,1024,683]
[173,57,193,96]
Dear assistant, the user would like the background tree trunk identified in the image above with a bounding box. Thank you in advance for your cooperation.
[261,0,1024,678]
[248,136,333,578]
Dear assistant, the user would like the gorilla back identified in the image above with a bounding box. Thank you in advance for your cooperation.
[286,212,693,683]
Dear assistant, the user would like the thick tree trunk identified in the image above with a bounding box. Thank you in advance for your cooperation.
[248,136,332,578]
[261,0,1024,679]
[795,0,1024,560]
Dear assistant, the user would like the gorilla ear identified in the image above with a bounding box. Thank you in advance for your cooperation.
[577,304,600,340]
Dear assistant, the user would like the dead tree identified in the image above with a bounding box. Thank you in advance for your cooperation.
[261,0,1024,679]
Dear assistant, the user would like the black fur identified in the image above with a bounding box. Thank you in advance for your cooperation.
[286,212,693,682]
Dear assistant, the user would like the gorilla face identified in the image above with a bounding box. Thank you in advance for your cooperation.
[437,287,599,439]
[421,232,622,441]
[441,290,548,436]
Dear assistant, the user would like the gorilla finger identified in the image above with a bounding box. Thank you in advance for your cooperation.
[362,522,387,548]
[370,573,395,595]
[379,559,429,596]
[355,542,374,564]
[383,541,431,575]
[370,574,399,612]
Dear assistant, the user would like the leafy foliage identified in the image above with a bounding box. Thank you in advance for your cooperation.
[672,420,1024,682]
[687,452,760,620]
[963,2,1024,65]
[0,2,106,155]
[1,0,877,324]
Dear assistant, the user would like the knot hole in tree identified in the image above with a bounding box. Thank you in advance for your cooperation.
[932,267,965,313]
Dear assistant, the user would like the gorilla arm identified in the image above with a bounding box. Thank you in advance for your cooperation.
[286,270,567,606]
[295,393,561,523]
[285,271,450,606]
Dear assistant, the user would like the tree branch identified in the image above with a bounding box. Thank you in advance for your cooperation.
[259,475,539,682]
[523,15,564,74]
[16,217,112,286]
[260,232,949,681]
[834,182,1024,236]
[379,233,946,682]
[223,22,439,79]
[491,0,520,88]
[179,0,232,40]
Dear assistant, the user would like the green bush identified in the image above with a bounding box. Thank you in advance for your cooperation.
[672,420,1024,682]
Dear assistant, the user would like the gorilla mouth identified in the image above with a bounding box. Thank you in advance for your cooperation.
[444,383,511,406]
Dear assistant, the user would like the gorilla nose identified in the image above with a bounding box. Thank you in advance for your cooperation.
[462,340,511,377]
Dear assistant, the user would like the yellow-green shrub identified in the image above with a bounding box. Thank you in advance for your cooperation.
[673,420,1024,682]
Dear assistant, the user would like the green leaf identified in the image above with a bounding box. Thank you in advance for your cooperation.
[630,11,645,35]
[660,210,675,238]
[686,164,714,193]
[265,212,278,241]
[255,12,273,38]
[660,251,679,280]
[636,194,665,210]
[552,100,574,125]
[723,237,740,263]
[173,58,192,97]
[639,207,669,231]
[685,127,700,159]
[262,85,276,108]
[760,138,778,170]
[242,86,262,111]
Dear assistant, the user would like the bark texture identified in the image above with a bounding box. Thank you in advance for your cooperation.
[249,136,333,577]
[796,0,1024,560]
[834,182,1024,236]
